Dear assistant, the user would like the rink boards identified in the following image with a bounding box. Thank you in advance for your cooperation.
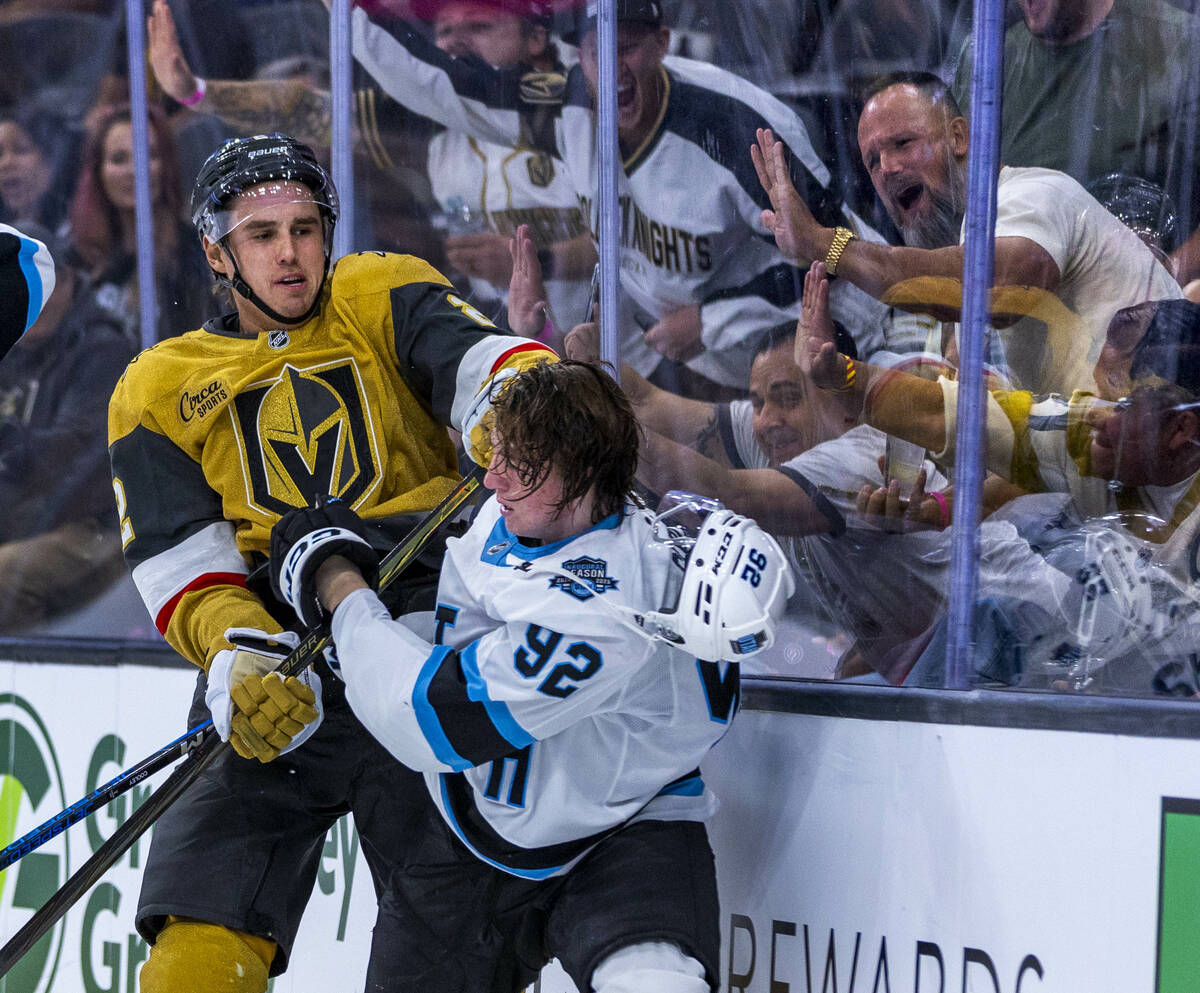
[0,657,1198,993]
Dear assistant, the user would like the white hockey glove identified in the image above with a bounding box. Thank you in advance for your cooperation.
[206,628,323,763]
[270,500,380,629]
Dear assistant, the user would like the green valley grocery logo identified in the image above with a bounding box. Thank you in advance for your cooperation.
[0,694,69,993]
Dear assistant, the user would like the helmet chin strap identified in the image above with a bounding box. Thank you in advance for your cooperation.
[215,241,326,330]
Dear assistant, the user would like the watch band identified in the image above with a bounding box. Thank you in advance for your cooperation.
[824,226,855,277]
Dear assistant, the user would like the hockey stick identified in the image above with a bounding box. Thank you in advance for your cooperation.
[0,719,214,872]
[0,466,487,976]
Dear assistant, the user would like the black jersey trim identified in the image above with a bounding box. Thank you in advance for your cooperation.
[623,69,672,173]
[413,642,535,769]
[389,281,514,424]
[436,771,624,878]
[773,465,847,538]
[0,230,34,360]
[661,77,843,226]
[108,425,227,566]
[369,12,532,112]
[717,403,746,469]
[701,263,804,310]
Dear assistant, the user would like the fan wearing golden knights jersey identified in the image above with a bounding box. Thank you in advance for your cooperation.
[0,223,55,362]
[345,0,894,398]
[268,360,793,992]
[106,134,555,993]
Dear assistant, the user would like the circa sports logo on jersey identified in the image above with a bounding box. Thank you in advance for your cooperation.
[179,379,229,423]
[232,360,380,515]
[550,556,619,601]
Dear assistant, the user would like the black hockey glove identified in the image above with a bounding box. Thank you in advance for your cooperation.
[270,499,381,629]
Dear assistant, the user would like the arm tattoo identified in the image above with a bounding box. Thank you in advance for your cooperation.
[694,409,722,459]
[204,79,333,147]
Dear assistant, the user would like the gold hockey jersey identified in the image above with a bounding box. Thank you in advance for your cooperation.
[108,250,554,668]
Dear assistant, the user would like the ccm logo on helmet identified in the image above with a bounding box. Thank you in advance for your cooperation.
[710,531,734,576]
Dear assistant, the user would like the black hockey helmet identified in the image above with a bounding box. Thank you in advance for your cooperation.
[191,133,339,244]
[191,134,338,326]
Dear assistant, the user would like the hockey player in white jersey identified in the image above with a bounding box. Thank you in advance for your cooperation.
[269,359,793,992]
[346,0,893,397]
[0,223,54,362]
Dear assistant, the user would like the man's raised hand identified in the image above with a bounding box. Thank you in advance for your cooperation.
[751,127,823,267]
[506,223,550,339]
[147,0,201,105]
[796,261,845,388]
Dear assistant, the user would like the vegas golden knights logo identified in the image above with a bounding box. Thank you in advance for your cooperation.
[233,360,379,515]
[519,70,566,105]
[526,151,555,189]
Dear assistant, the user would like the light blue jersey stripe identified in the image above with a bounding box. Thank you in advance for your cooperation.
[17,235,46,334]
[412,646,472,770]
[459,641,537,750]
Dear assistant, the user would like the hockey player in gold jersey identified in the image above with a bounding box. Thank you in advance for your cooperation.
[107,134,555,992]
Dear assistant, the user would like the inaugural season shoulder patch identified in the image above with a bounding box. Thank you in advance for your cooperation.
[551,556,618,601]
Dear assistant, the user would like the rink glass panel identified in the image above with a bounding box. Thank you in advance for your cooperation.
[4,0,1198,706]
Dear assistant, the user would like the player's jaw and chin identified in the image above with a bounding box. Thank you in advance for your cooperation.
[214,188,328,335]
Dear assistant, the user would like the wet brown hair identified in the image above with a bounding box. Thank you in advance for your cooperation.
[490,359,641,523]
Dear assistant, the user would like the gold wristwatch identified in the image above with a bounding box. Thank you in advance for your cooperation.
[824,226,856,276]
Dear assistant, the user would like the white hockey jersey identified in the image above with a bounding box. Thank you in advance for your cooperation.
[331,497,739,878]
[350,8,891,386]
[428,129,593,330]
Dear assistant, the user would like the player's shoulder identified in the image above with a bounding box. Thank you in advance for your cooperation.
[108,328,220,438]
[328,250,453,300]
[111,328,215,402]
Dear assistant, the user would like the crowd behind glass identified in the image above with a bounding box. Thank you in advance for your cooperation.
[2,0,1198,703]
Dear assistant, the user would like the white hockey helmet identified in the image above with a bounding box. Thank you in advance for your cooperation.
[640,508,795,661]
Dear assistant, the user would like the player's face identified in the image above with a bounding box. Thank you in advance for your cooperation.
[485,442,597,542]
[578,24,670,150]
[1093,301,1158,401]
[101,121,163,211]
[207,183,326,333]
[858,85,967,249]
[434,3,532,67]
[0,122,50,220]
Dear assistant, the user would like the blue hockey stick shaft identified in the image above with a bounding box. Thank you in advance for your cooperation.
[0,466,487,976]
[0,718,214,871]
[0,467,489,874]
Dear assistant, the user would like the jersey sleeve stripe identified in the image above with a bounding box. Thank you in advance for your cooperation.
[717,403,745,469]
[15,234,47,335]
[773,465,847,537]
[153,573,248,635]
[657,771,704,797]
[412,646,474,770]
[458,642,536,749]
[487,340,554,377]
[417,642,535,767]
[436,772,622,879]
[0,226,52,359]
